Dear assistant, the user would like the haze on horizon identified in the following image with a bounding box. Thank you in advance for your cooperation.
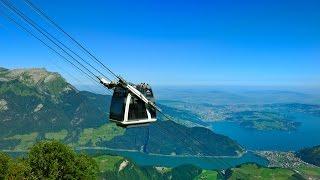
[0,0,319,88]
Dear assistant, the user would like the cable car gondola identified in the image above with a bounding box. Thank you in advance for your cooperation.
[100,77,158,128]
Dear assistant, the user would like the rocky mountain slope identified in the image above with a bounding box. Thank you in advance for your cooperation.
[0,67,109,137]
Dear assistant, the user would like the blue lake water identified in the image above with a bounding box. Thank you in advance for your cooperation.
[83,149,268,170]
[211,113,320,151]
[7,150,267,170]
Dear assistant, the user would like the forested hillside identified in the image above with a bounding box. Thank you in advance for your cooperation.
[296,145,320,166]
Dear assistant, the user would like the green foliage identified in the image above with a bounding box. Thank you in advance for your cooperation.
[78,124,125,146]
[227,163,299,180]
[95,155,158,180]
[45,130,68,141]
[6,159,33,180]
[1,146,320,180]
[194,170,218,180]
[297,165,320,179]
[0,71,8,77]
[0,141,98,179]
[0,154,33,179]
[170,164,202,180]
[0,75,109,142]
[115,161,147,180]
[0,152,10,179]
[94,155,124,172]
[100,121,243,156]
[27,140,98,179]
[0,80,40,97]
[5,132,38,150]
[95,155,207,180]
[43,75,69,97]
[74,154,99,179]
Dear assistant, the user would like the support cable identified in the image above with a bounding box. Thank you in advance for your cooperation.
[1,0,235,170]
[156,111,235,169]
[22,0,119,79]
[1,0,100,83]
[0,7,98,84]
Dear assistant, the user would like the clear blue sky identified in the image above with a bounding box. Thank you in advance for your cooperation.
[0,0,319,87]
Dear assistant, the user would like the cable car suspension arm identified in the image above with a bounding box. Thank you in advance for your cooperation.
[99,77,162,113]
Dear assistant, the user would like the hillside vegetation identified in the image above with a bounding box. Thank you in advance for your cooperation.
[226,163,303,180]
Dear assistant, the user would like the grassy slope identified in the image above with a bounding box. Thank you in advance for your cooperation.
[93,155,124,173]
[94,156,319,180]
[78,124,125,146]
[4,132,38,150]
[297,165,320,179]
[194,170,218,180]
[45,130,68,141]
[228,164,299,180]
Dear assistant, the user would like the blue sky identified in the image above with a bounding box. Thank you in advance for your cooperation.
[0,0,319,87]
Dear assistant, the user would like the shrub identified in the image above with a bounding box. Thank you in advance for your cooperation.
[0,152,10,179]
[6,159,33,179]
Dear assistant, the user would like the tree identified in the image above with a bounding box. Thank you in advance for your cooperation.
[6,159,33,180]
[27,140,98,179]
[0,152,10,179]
[1,141,98,179]
[74,154,98,179]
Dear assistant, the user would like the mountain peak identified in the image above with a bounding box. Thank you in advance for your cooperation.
[0,67,76,98]
[5,67,61,84]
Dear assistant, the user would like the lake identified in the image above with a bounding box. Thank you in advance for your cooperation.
[82,149,268,170]
[7,149,268,170]
[211,112,320,151]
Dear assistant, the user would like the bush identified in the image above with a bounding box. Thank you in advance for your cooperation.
[6,159,33,179]
[0,152,10,179]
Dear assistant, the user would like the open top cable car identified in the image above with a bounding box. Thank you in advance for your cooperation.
[100,77,159,128]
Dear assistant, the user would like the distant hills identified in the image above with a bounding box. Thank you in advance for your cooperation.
[95,155,308,180]
[95,154,208,179]
[155,87,320,105]
[296,145,320,166]
[160,99,320,132]
[0,67,242,156]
